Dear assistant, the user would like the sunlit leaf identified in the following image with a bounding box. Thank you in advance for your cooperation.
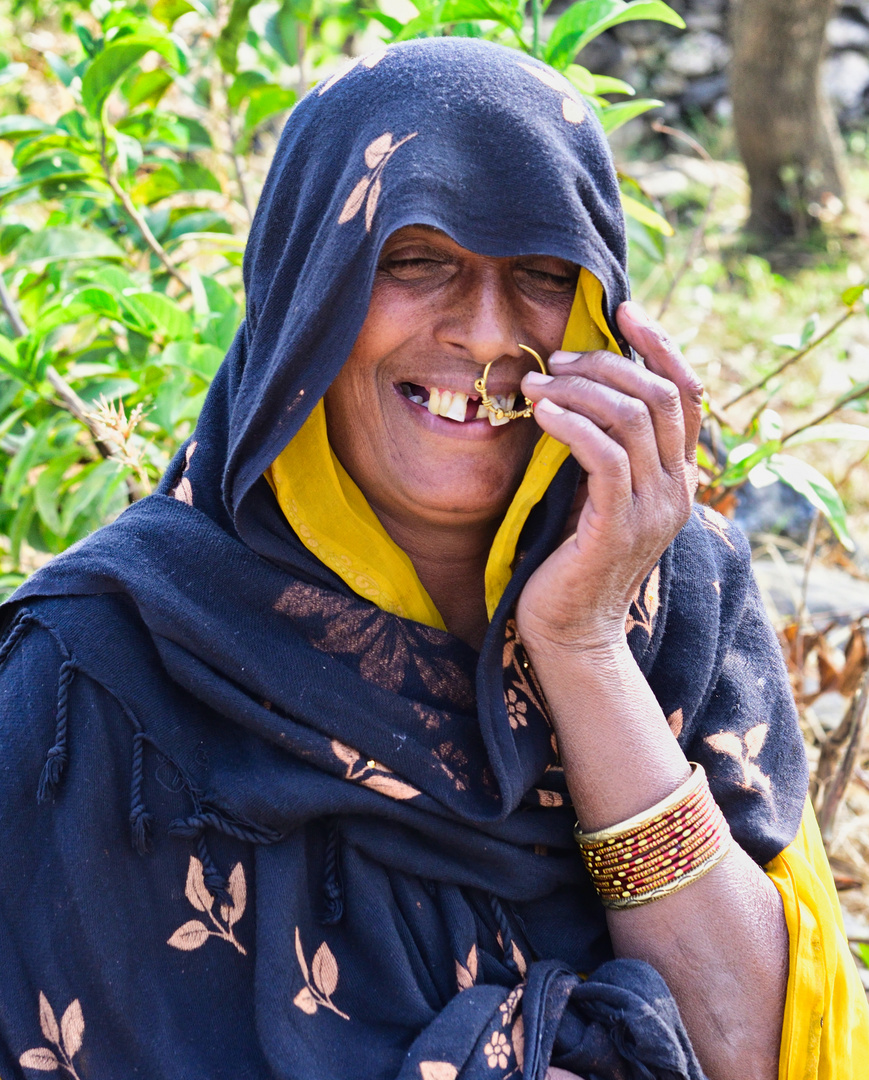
[619,192,673,236]
[82,36,185,117]
[762,454,853,551]
[785,422,869,447]
[545,0,684,71]
[600,97,662,132]
[15,227,124,266]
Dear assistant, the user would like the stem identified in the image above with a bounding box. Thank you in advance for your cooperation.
[530,0,541,58]
[220,69,253,224]
[297,21,307,98]
[781,379,869,443]
[724,306,855,409]
[100,134,190,292]
[649,122,718,321]
[0,273,27,337]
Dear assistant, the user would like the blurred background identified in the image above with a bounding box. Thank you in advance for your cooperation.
[0,0,867,987]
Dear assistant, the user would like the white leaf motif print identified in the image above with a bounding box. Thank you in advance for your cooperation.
[338,132,417,233]
[185,855,213,912]
[705,724,772,794]
[293,927,349,1020]
[60,999,84,1059]
[420,1064,458,1080]
[20,995,85,1080]
[38,993,59,1046]
[220,862,247,927]
[169,858,247,955]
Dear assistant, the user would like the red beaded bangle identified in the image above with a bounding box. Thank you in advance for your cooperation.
[574,764,732,909]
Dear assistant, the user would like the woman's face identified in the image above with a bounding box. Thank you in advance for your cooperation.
[324,225,578,535]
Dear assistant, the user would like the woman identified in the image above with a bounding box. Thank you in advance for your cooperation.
[0,37,865,1080]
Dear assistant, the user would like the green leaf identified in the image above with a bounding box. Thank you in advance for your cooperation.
[153,0,210,25]
[3,418,56,505]
[229,70,269,109]
[620,192,673,236]
[441,0,524,32]
[163,340,224,377]
[785,422,869,447]
[126,291,192,340]
[242,85,296,140]
[599,97,662,133]
[64,285,122,319]
[216,0,260,73]
[763,454,854,551]
[35,450,80,535]
[0,223,31,254]
[15,227,125,266]
[857,942,869,969]
[126,68,175,109]
[842,283,868,307]
[59,459,127,534]
[0,155,95,204]
[0,115,60,140]
[545,0,684,70]
[799,314,818,348]
[130,161,222,204]
[167,210,233,241]
[81,36,185,117]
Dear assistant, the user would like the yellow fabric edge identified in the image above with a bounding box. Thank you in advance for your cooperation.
[266,266,619,628]
[765,796,869,1079]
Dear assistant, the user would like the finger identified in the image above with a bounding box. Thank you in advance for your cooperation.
[522,370,677,488]
[532,397,635,523]
[615,301,703,463]
[534,352,687,478]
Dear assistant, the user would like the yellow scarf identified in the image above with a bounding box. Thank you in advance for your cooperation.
[266,268,618,628]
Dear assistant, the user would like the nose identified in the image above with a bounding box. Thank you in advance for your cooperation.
[437,264,521,366]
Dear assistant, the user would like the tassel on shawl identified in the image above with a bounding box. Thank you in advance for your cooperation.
[321,819,344,925]
[0,608,35,665]
[37,658,76,803]
[489,894,521,977]
[169,806,283,905]
[129,731,153,854]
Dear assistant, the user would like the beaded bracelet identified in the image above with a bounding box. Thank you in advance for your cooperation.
[573,763,732,910]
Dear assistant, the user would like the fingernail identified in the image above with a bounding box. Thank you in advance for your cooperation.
[547,351,575,366]
[622,300,651,326]
[524,371,554,385]
[536,397,564,415]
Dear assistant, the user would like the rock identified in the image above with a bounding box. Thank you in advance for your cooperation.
[685,13,725,33]
[682,71,729,109]
[827,15,869,48]
[651,71,689,99]
[667,31,731,78]
[824,50,869,109]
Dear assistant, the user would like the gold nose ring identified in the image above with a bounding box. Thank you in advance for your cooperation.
[473,344,548,421]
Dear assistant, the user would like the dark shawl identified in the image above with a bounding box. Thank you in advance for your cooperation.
[0,38,807,1080]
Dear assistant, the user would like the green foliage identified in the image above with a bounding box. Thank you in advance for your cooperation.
[12,0,864,588]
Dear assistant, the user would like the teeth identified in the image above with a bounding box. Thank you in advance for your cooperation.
[437,389,453,417]
[444,391,469,421]
[427,387,441,415]
[476,403,487,419]
[409,394,424,405]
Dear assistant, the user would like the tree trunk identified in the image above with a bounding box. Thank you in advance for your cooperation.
[730,0,846,242]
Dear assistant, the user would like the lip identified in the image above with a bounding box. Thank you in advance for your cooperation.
[391,383,523,439]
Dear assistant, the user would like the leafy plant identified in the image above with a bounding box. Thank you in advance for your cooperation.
[698,282,869,550]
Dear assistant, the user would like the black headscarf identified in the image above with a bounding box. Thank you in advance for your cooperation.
[0,38,807,1080]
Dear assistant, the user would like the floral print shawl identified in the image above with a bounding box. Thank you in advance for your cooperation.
[0,38,808,1080]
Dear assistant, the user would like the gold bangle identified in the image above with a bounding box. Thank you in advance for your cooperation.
[573,764,705,847]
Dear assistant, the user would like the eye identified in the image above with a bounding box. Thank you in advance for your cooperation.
[378,248,454,281]
[516,259,579,294]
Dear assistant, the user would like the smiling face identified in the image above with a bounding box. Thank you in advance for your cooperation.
[324,225,578,540]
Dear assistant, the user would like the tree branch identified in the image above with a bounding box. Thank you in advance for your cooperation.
[100,135,190,292]
[723,307,855,409]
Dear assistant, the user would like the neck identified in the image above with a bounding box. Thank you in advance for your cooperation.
[372,508,497,651]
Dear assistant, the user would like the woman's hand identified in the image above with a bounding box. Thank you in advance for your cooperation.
[515,301,703,655]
